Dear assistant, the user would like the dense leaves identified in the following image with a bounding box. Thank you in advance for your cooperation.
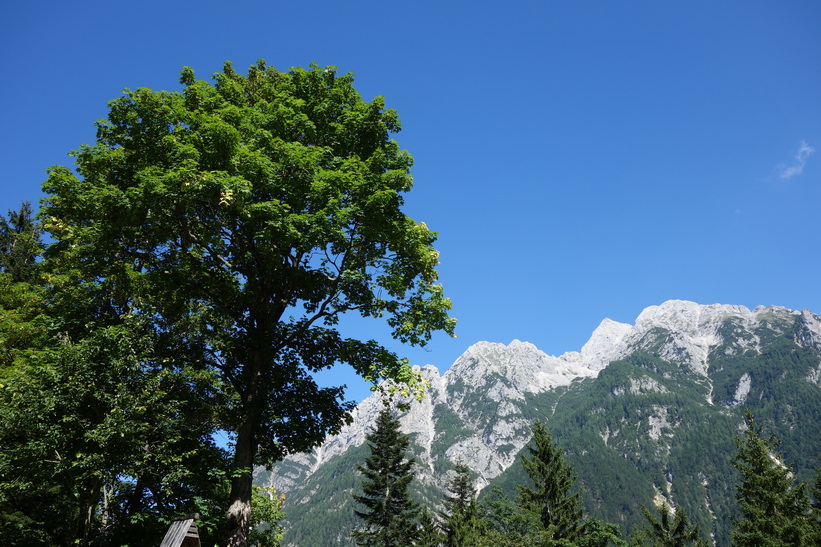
[0,271,229,546]
[40,59,454,545]
[249,486,285,547]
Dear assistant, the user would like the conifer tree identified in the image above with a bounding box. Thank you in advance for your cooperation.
[813,462,821,543]
[633,502,706,546]
[516,420,584,542]
[418,507,444,547]
[351,407,419,546]
[0,201,43,284]
[441,461,479,546]
[732,411,814,546]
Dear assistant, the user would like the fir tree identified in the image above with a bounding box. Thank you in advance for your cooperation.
[441,461,479,546]
[576,517,626,547]
[731,411,814,546]
[351,407,419,546]
[0,201,43,284]
[813,462,821,543]
[418,507,444,547]
[516,420,584,542]
[632,502,706,546]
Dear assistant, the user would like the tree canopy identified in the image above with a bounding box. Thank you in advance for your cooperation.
[36,59,454,545]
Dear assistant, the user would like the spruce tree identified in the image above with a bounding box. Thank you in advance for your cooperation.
[0,201,43,284]
[441,461,478,546]
[418,507,444,547]
[731,411,814,546]
[479,485,541,541]
[633,503,706,546]
[351,407,419,546]
[516,420,584,542]
[813,463,821,543]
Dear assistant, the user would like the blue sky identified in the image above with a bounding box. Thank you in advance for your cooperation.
[3,1,820,403]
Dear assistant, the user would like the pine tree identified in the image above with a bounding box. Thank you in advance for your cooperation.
[0,201,43,284]
[351,407,419,546]
[731,411,814,546]
[441,461,479,546]
[633,502,706,546]
[516,420,584,542]
[576,517,626,547]
[479,485,541,541]
[418,507,444,547]
[813,462,821,543]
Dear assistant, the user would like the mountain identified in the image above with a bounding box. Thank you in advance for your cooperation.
[256,300,821,546]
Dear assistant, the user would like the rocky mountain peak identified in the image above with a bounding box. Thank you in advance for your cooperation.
[576,318,632,369]
[795,309,821,350]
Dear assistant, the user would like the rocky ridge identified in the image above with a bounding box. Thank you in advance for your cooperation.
[264,300,821,493]
[259,300,821,546]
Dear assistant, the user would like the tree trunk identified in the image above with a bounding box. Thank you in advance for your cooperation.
[226,419,255,547]
[80,477,102,544]
[226,314,269,546]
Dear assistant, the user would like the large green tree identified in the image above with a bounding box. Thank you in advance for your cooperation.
[351,407,419,546]
[731,411,814,546]
[0,272,228,546]
[41,60,455,545]
[516,420,584,543]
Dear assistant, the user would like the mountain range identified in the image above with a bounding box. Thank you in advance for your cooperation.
[256,300,821,546]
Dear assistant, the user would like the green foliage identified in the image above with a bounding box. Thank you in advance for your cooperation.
[441,460,481,546]
[731,411,815,546]
[516,420,584,542]
[0,273,229,546]
[631,503,706,546]
[576,518,627,547]
[40,59,455,544]
[813,463,821,544]
[351,407,419,546]
[0,201,43,284]
[417,507,444,546]
[249,485,285,547]
[477,485,543,544]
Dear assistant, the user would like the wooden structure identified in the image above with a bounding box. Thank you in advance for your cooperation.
[159,513,201,547]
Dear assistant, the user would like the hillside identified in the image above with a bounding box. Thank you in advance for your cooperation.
[256,300,821,546]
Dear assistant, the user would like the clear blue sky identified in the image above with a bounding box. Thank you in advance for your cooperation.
[3,1,820,403]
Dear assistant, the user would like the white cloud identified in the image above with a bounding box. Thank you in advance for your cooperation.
[777,140,815,179]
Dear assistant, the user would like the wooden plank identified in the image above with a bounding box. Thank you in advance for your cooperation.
[159,518,196,547]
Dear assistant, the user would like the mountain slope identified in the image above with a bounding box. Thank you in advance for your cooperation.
[257,300,821,546]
